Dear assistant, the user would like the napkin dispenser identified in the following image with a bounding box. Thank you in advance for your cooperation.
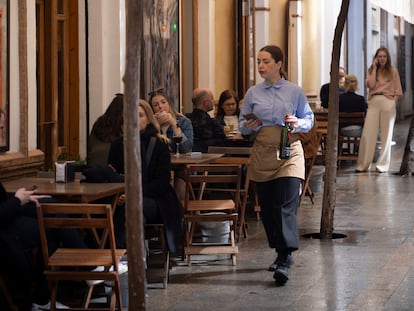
[55,161,76,183]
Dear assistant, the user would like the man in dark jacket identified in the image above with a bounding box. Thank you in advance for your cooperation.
[320,67,346,108]
[186,88,227,152]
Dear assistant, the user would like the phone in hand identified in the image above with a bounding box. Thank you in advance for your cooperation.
[243,112,259,121]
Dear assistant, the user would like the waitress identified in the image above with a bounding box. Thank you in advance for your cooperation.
[239,45,313,285]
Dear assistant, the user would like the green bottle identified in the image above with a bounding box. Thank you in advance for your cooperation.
[280,114,291,160]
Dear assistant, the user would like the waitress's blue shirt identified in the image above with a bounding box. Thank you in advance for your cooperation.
[239,78,314,135]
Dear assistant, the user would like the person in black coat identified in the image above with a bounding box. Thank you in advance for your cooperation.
[320,67,346,108]
[0,183,84,310]
[339,74,368,113]
[186,88,227,152]
[107,99,182,253]
[339,74,368,136]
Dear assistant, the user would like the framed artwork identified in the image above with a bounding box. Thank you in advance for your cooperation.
[0,0,8,152]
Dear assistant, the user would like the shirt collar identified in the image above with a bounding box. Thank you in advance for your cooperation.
[264,78,285,89]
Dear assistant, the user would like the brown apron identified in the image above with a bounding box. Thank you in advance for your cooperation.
[249,126,305,182]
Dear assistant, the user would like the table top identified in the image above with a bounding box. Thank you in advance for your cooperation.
[3,177,124,202]
[207,146,252,156]
[170,153,224,166]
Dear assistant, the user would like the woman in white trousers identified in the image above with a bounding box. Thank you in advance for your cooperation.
[356,47,402,173]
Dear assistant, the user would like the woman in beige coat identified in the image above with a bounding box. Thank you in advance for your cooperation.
[356,47,403,173]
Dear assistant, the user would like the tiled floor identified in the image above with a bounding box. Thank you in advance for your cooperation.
[143,117,414,311]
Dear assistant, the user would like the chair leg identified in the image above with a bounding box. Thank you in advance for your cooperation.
[108,284,116,311]
[230,218,237,266]
[252,184,261,220]
[83,285,94,309]
[113,278,123,311]
[163,251,170,289]
[0,275,18,311]
[48,279,59,311]
[237,193,248,241]
[300,156,316,206]
[231,254,237,266]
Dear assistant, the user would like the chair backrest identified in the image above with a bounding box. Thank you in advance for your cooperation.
[210,157,251,193]
[36,203,117,267]
[208,146,251,192]
[299,118,321,159]
[339,111,365,128]
[183,164,242,209]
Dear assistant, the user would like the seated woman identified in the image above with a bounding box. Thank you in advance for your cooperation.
[216,90,255,146]
[338,74,367,137]
[88,93,124,167]
[216,89,241,136]
[149,88,193,201]
[107,99,182,253]
[149,88,193,154]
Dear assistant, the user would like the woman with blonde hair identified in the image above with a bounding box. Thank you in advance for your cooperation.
[356,47,403,173]
[149,88,193,153]
[338,74,367,137]
[107,99,182,252]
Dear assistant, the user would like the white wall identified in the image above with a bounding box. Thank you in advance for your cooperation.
[254,0,269,84]
[197,0,215,90]
[87,0,124,135]
[347,0,367,97]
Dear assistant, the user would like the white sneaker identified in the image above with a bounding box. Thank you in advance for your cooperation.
[86,263,128,287]
[85,265,106,286]
[32,300,69,310]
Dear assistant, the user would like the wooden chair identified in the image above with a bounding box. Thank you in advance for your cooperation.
[36,203,127,311]
[182,164,241,266]
[208,146,261,220]
[338,111,365,163]
[208,146,253,238]
[208,157,250,240]
[299,120,322,206]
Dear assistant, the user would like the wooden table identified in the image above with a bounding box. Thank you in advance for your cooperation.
[3,177,125,246]
[207,146,251,156]
[3,177,125,204]
[170,152,224,168]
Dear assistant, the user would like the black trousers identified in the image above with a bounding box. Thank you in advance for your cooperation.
[256,177,301,255]
[113,196,161,248]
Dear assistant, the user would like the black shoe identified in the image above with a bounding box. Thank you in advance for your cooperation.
[268,254,294,271]
[273,264,289,285]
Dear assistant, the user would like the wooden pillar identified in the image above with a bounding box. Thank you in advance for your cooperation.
[18,0,28,155]
[124,0,146,309]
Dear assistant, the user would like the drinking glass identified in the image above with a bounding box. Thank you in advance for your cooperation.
[172,135,183,156]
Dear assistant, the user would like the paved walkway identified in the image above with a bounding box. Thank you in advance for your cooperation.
[145,117,414,311]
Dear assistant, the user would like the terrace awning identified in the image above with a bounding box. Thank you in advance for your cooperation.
[369,0,414,24]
